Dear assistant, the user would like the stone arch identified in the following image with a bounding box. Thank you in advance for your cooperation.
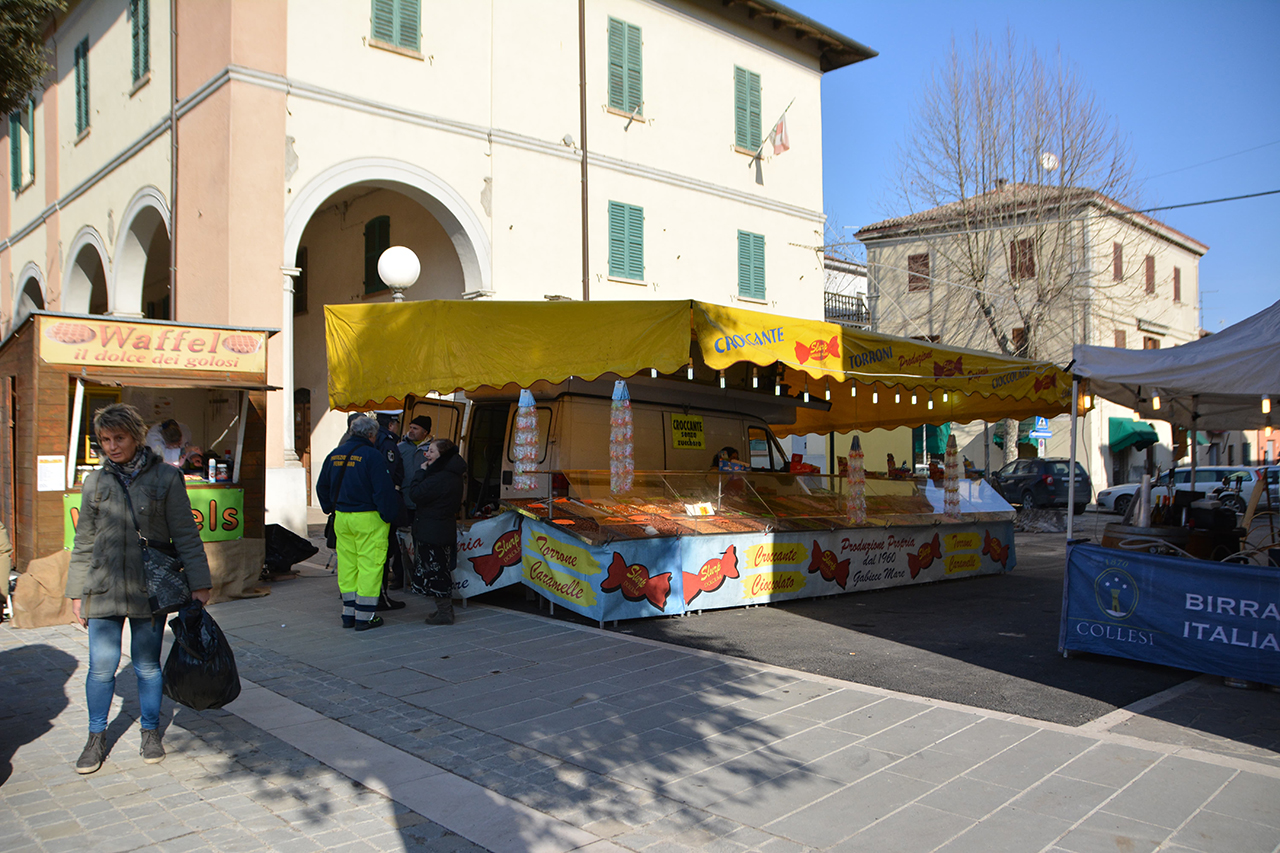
[62,227,111,315]
[283,158,491,293]
[113,186,172,318]
[11,262,45,333]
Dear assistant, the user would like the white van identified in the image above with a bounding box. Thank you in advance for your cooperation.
[401,375,807,516]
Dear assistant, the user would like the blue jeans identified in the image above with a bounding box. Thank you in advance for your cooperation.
[86,617,165,732]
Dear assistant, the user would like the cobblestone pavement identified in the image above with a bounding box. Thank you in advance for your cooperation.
[2,552,1278,853]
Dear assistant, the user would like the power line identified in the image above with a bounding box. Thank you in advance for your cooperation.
[1146,139,1280,180]
[1118,189,1280,215]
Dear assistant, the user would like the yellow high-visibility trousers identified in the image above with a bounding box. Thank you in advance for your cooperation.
[335,511,389,620]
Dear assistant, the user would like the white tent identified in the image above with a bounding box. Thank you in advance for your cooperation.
[1071,298,1280,431]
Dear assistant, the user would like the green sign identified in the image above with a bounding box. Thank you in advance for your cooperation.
[64,487,245,549]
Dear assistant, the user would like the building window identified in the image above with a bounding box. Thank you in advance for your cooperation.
[733,66,761,150]
[371,0,421,53]
[607,18,642,116]
[74,38,90,135]
[131,0,149,83]
[1173,267,1181,303]
[607,201,643,281]
[1010,326,1028,357]
[737,230,765,300]
[1112,242,1123,281]
[1227,444,1234,465]
[1144,255,1155,294]
[294,247,308,315]
[1009,237,1035,280]
[9,98,35,191]
[363,216,391,294]
[907,252,930,291]
[1143,335,1160,350]
[1114,329,1126,348]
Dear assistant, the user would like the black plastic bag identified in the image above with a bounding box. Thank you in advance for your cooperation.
[264,523,319,574]
[162,602,241,711]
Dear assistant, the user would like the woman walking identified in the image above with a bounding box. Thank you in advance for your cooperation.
[66,404,212,774]
[407,439,467,624]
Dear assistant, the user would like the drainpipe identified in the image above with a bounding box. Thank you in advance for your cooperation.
[169,0,178,318]
[578,0,589,301]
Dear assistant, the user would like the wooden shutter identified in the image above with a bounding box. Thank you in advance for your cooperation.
[734,67,761,149]
[1114,329,1126,348]
[1011,326,1027,357]
[371,0,396,44]
[364,216,390,294]
[738,231,764,299]
[1112,242,1122,280]
[131,0,149,81]
[1009,238,1035,279]
[75,40,89,134]
[1173,267,1181,303]
[907,253,930,291]
[1144,255,1155,293]
[397,0,420,51]
[608,201,627,278]
[624,22,642,115]
[608,19,625,111]
[626,203,643,280]
[9,112,20,191]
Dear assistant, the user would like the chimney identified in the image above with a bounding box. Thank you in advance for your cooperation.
[994,178,1008,191]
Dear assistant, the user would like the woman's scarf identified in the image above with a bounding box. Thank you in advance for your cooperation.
[103,444,152,486]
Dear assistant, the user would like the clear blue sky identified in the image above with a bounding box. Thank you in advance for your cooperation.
[787,0,1280,332]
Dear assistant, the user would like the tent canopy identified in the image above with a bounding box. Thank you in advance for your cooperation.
[1073,299,1280,431]
[326,300,1073,436]
[1108,417,1159,452]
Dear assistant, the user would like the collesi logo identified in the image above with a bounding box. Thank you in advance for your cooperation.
[795,336,840,365]
[1094,567,1139,620]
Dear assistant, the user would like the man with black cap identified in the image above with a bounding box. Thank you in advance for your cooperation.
[394,416,432,587]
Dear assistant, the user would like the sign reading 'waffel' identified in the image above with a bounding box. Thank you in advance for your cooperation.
[39,316,267,374]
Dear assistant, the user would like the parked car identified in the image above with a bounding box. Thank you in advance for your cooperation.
[1096,466,1261,516]
[1211,467,1268,513]
[988,458,1091,512]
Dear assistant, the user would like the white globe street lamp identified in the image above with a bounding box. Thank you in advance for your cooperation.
[377,246,421,302]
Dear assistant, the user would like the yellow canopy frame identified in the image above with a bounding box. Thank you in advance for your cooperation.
[325,300,1077,436]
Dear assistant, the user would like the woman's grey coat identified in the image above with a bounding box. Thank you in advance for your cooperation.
[66,455,212,619]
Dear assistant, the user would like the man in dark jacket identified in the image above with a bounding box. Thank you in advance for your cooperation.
[316,416,399,631]
[394,416,432,586]
[374,415,408,591]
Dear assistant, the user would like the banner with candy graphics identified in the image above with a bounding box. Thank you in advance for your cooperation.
[454,512,523,598]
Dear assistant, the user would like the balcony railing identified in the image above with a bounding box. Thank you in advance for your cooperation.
[824,291,870,329]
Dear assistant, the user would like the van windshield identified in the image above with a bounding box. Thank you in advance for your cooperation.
[747,426,785,471]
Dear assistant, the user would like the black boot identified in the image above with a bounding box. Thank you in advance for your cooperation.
[425,597,454,625]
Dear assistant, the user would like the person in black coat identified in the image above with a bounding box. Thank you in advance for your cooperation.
[407,438,467,624]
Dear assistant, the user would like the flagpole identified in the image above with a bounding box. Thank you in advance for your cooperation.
[751,97,796,166]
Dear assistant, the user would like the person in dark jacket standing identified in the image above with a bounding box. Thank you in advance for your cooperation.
[66,404,212,774]
[408,438,467,624]
[316,416,400,632]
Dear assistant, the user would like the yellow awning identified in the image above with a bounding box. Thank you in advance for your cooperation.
[326,300,1075,433]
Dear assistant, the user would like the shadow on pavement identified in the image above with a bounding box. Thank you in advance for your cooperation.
[0,644,76,785]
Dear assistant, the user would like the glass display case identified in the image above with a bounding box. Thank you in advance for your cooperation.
[500,469,1014,545]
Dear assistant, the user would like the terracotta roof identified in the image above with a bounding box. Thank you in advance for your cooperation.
[856,184,1209,255]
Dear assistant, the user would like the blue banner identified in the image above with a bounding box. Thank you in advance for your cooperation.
[1061,543,1280,684]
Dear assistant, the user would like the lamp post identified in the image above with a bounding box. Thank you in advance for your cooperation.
[377,246,421,302]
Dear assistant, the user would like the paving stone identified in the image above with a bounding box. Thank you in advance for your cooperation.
[827,803,975,853]
[1100,756,1235,828]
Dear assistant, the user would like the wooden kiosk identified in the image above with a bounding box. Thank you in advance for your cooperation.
[0,312,277,618]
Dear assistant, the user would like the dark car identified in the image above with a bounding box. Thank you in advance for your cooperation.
[989,457,1092,513]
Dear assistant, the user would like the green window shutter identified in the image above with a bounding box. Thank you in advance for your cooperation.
[26,99,35,182]
[608,201,627,278]
[10,112,20,192]
[607,19,625,111]
[131,0,150,81]
[364,216,391,294]
[626,203,643,280]
[624,22,641,114]
[371,0,395,44]
[734,67,760,149]
[738,230,764,299]
[397,0,420,51]
[75,39,89,134]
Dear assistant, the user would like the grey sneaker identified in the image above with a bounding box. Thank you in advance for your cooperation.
[140,728,165,764]
[76,732,108,774]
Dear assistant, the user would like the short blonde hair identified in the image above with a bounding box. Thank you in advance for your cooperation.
[93,403,147,446]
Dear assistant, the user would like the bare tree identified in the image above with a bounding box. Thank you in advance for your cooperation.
[0,0,63,117]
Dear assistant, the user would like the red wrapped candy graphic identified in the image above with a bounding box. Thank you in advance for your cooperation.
[1033,373,1058,392]
[982,530,1010,568]
[933,356,963,377]
[907,533,942,579]
[683,545,739,605]
[806,541,850,588]
[602,552,671,611]
[467,528,522,586]
[794,335,840,364]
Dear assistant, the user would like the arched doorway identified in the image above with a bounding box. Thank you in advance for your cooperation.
[114,189,172,319]
[12,265,45,333]
[62,229,110,315]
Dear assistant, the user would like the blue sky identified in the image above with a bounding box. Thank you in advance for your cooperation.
[787,0,1280,332]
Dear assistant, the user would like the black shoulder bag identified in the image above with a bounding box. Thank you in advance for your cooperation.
[115,474,191,619]
[323,454,351,550]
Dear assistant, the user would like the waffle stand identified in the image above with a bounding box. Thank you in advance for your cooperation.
[1,312,277,627]
[326,299,1077,624]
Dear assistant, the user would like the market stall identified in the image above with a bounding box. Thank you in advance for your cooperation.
[326,299,1078,622]
[1,312,277,626]
[1060,299,1280,682]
